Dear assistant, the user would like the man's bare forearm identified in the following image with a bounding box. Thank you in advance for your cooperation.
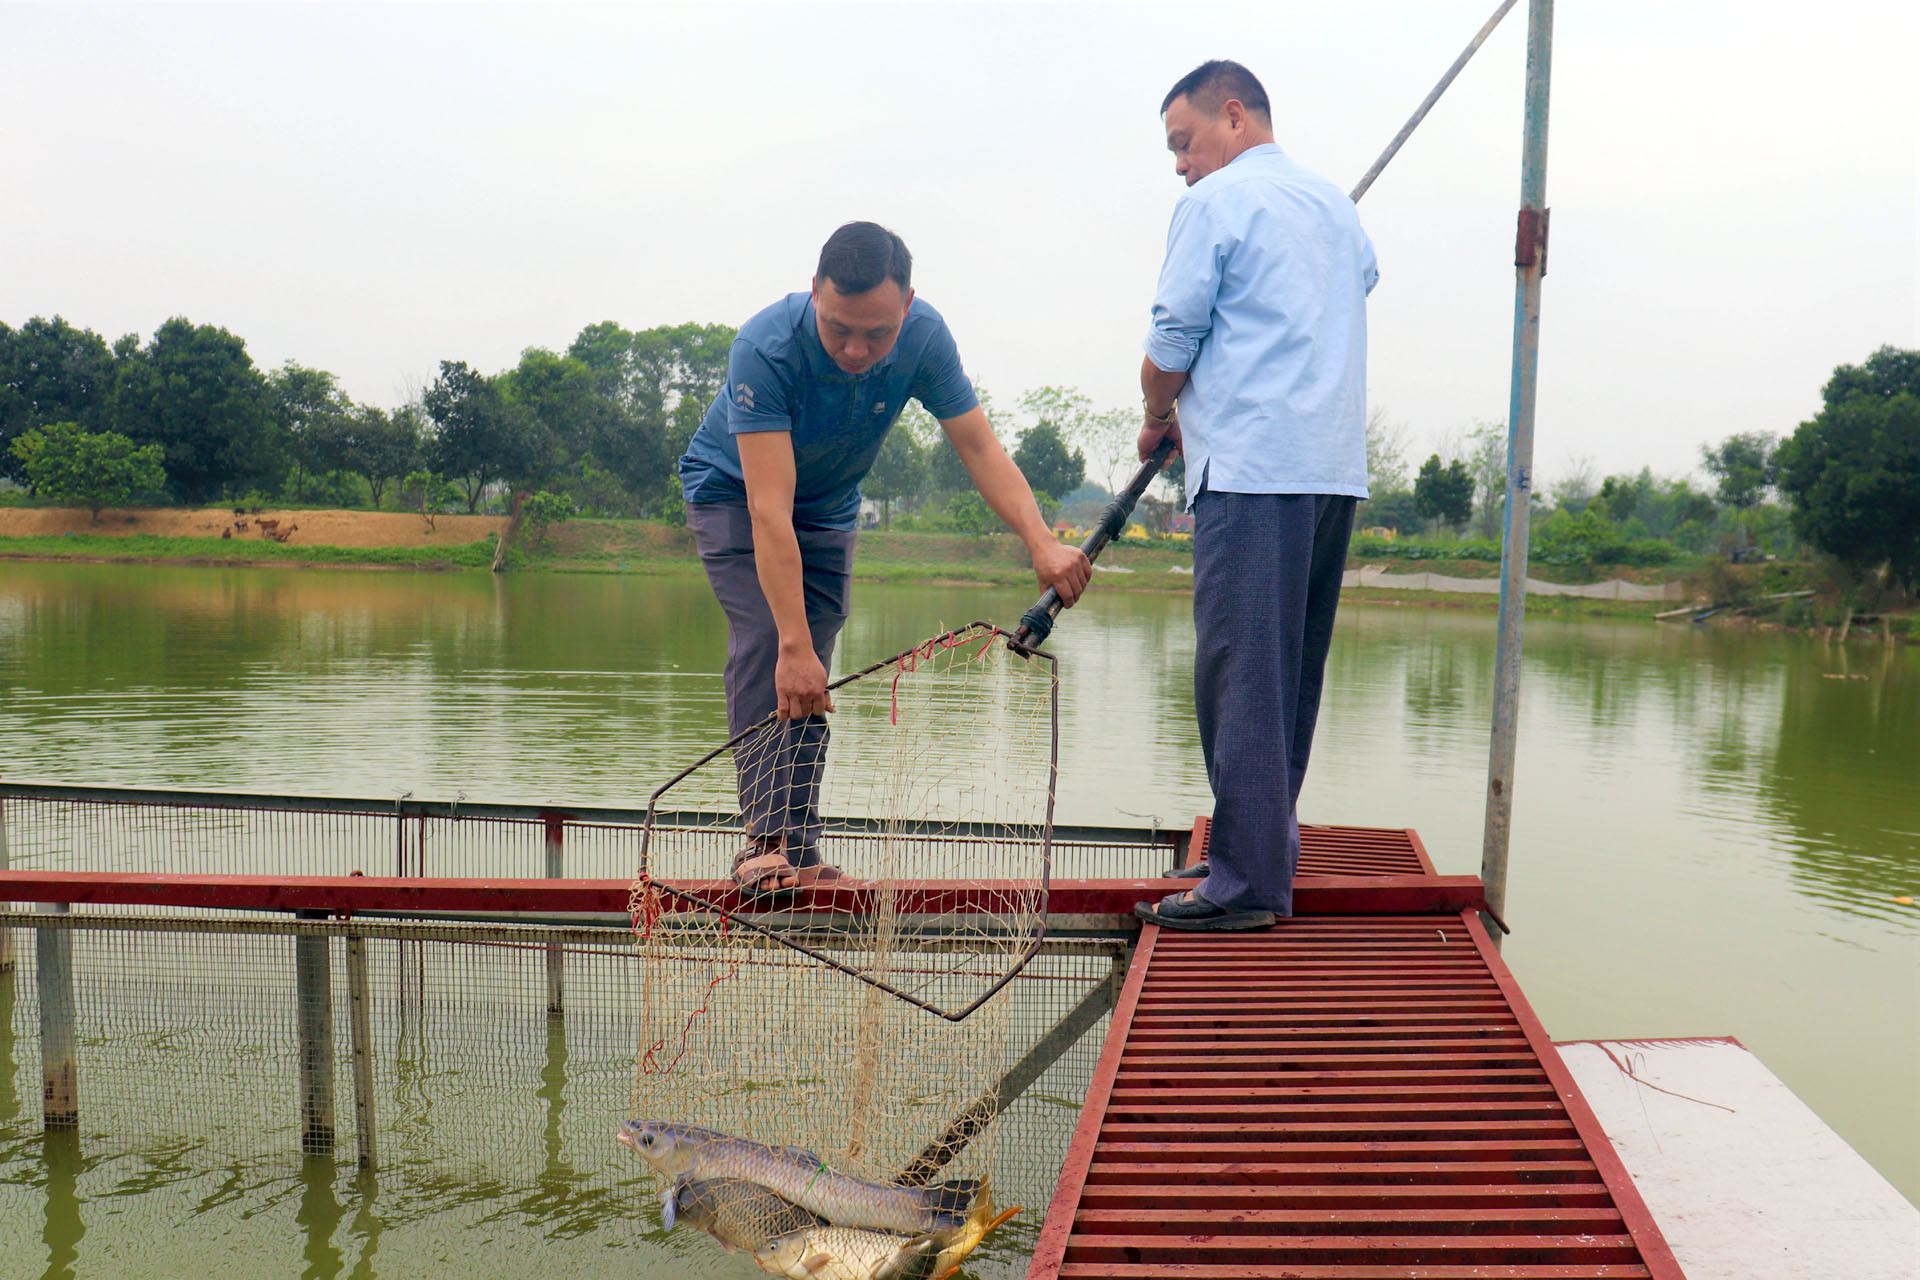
[1141,356,1188,419]
[746,501,813,654]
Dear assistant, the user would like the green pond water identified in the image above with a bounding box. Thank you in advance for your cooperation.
[0,560,1914,1277]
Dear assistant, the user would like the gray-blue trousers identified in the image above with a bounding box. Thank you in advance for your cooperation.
[1192,491,1356,915]
[686,503,856,864]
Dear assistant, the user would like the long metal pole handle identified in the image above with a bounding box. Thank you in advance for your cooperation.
[1010,437,1175,654]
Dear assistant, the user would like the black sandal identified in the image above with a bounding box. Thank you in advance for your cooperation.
[1134,888,1276,932]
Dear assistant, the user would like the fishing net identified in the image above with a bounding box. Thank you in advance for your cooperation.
[625,622,1054,1273]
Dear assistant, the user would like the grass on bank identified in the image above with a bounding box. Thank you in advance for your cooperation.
[0,531,500,570]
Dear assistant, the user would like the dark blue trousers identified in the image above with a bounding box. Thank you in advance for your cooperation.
[1191,491,1356,915]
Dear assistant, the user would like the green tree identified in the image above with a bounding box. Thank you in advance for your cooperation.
[0,316,116,484]
[1356,488,1421,535]
[945,490,1000,536]
[1012,420,1084,503]
[422,360,547,512]
[902,392,1005,498]
[1019,385,1132,494]
[1700,431,1778,509]
[340,403,422,507]
[10,421,166,521]
[109,317,278,503]
[1819,344,1920,405]
[565,321,730,511]
[522,490,577,546]
[1413,454,1473,532]
[506,345,668,514]
[1776,361,1920,589]
[499,347,597,480]
[267,361,353,502]
[399,468,463,530]
[903,401,974,496]
[863,425,927,528]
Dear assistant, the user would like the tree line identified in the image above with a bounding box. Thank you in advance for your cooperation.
[3,315,1913,587]
[0,313,1125,528]
[0,314,735,519]
[1356,345,1918,590]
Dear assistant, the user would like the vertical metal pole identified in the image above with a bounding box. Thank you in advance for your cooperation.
[37,904,78,1128]
[1481,0,1555,947]
[544,816,564,1014]
[295,914,336,1152]
[345,930,377,1169]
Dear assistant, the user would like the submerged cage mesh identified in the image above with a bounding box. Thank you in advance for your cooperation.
[626,622,1057,1273]
[0,912,1117,1279]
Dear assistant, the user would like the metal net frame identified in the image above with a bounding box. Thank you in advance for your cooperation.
[629,621,1058,1022]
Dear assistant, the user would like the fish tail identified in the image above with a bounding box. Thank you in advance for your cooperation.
[961,1176,996,1229]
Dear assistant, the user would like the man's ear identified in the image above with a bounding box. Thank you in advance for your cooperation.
[903,287,916,314]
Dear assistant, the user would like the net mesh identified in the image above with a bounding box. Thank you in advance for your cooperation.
[626,622,1056,1274]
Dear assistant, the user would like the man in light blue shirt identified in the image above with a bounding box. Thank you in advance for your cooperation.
[1133,60,1379,931]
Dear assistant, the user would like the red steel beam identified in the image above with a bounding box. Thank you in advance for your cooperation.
[1027,921,1161,1279]
[0,871,1485,917]
[1461,909,1686,1278]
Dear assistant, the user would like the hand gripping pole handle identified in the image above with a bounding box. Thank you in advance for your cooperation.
[1010,436,1175,653]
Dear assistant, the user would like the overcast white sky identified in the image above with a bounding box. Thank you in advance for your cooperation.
[4,1,1915,488]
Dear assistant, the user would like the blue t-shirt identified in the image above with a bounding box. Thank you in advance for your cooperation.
[677,293,979,529]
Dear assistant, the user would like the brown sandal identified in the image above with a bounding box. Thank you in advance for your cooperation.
[793,863,846,887]
[732,841,799,897]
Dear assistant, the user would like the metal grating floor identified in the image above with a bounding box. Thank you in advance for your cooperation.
[1028,912,1682,1279]
[1193,818,1437,878]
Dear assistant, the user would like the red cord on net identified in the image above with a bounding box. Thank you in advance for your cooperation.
[889,626,1003,725]
[639,911,738,1077]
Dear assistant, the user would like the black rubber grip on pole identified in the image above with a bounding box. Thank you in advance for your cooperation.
[1007,437,1175,657]
[1012,592,1060,651]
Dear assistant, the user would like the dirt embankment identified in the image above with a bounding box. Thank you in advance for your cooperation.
[0,506,507,548]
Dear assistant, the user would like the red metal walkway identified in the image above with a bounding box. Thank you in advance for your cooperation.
[1028,822,1682,1279]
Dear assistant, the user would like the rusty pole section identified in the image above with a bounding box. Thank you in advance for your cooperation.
[295,914,337,1152]
[543,814,565,1014]
[1481,0,1555,947]
[345,930,378,1169]
[37,902,78,1127]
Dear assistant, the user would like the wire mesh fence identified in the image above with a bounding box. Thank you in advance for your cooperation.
[0,911,1119,1279]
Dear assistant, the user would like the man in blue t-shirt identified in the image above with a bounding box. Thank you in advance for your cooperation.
[679,221,1090,894]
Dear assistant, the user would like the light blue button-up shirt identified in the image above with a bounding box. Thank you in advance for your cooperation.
[1144,143,1379,505]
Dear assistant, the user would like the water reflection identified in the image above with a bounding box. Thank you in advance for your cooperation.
[0,560,1916,1228]
[1766,645,1918,917]
[41,1128,84,1280]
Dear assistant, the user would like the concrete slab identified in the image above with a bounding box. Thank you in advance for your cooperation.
[1558,1036,1919,1280]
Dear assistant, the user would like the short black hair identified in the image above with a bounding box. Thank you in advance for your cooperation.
[815,222,912,296]
[1161,59,1271,124]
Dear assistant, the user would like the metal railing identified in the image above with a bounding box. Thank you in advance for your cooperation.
[0,781,1183,886]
